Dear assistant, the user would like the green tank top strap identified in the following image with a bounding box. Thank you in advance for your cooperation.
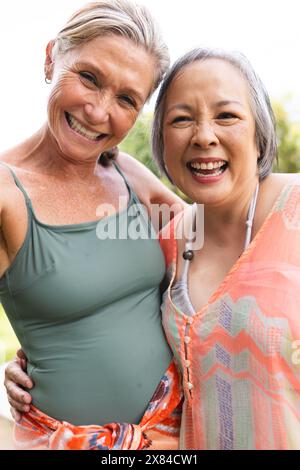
[111,160,158,239]
[0,160,149,228]
[112,160,140,205]
[0,161,33,209]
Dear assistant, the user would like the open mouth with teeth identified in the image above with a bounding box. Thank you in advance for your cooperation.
[187,160,228,177]
[65,112,108,142]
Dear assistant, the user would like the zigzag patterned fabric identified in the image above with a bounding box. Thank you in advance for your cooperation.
[14,360,183,450]
[160,176,300,450]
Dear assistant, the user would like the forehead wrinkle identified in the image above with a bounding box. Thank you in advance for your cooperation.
[216,100,244,108]
[165,103,194,115]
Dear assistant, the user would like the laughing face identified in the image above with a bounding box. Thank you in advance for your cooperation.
[162,59,259,207]
[45,35,156,163]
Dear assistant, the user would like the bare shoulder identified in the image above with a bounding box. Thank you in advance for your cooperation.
[116,151,185,210]
[271,172,298,184]
[257,172,299,229]
[0,162,19,226]
[116,151,161,190]
[0,161,18,197]
[0,160,18,213]
[0,144,31,198]
[262,172,298,196]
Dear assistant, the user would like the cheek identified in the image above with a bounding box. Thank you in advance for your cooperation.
[48,75,84,109]
[222,126,257,160]
[163,128,190,161]
[47,88,63,130]
[47,80,85,126]
[163,140,186,180]
[112,109,138,139]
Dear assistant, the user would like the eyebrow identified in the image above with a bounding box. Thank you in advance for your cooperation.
[216,100,243,107]
[165,103,193,114]
[166,99,243,115]
[76,61,145,105]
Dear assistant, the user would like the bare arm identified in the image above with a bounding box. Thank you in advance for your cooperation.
[4,350,33,421]
[0,165,29,278]
[116,152,188,228]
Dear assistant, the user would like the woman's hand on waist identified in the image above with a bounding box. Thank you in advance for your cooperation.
[4,349,34,421]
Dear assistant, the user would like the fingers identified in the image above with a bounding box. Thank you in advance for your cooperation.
[17,349,28,362]
[10,407,22,423]
[16,350,28,372]
[4,360,33,389]
[5,380,32,404]
[8,396,30,414]
[5,354,32,422]
[20,358,27,371]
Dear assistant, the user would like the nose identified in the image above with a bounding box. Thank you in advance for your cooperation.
[190,121,219,148]
[84,92,112,124]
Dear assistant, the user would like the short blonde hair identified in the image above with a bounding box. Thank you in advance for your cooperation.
[51,0,169,94]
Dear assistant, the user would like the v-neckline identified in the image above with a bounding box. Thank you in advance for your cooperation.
[167,176,297,320]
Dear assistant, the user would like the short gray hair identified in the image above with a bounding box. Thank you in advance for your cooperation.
[51,0,169,94]
[152,48,277,181]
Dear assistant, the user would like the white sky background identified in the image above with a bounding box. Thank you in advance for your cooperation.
[0,0,300,151]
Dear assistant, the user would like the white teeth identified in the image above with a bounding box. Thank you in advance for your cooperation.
[67,114,102,141]
[192,168,224,177]
[189,160,227,177]
[190,161,226,170]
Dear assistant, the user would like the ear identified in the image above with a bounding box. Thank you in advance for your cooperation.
[44,40,55,81]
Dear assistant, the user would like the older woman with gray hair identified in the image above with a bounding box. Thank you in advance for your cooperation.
[156,48,300,449]
[0,0,184,450]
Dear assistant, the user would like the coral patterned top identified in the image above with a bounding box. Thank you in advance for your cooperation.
[160,176,300,450]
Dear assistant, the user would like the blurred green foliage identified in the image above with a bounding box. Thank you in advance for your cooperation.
[273,100,300,173]
[0,306,19,364]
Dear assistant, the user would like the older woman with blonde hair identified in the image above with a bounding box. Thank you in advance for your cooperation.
[154,48,300,450]
[1,0,184,450]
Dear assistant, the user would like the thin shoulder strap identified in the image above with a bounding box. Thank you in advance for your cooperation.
[112,160,139,204]
[0,162,32,206]
[112,160,158,237]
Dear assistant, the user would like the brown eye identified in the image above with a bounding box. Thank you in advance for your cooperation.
[118,95,136,108]
[217,112,237,119]
[79,71,98,86]
[171,116,192,124]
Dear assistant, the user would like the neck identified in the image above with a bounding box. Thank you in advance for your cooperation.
[203,178,259,247]
[17,124,101,183]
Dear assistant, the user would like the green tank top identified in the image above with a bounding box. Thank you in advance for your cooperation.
[0,162,172,425]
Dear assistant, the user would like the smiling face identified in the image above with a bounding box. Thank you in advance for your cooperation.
[45,34,156,163]
[162,58,259,207]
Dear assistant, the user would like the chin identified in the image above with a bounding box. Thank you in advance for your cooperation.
[182,183,229,206]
